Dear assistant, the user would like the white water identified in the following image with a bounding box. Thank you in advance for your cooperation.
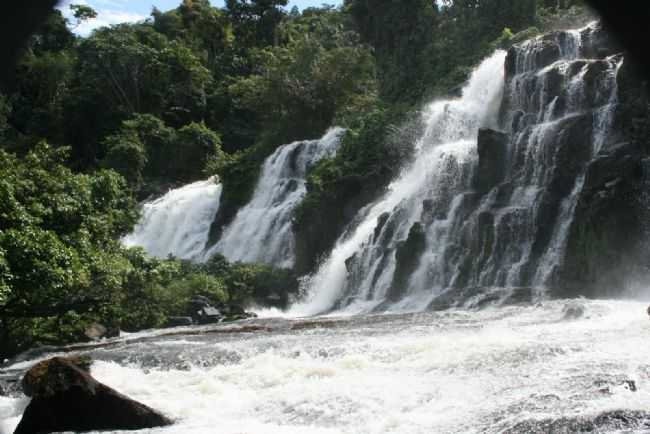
[122,178,223,261]
[3,300,650,434]
[290,51,508,316]
[206,128,345,268]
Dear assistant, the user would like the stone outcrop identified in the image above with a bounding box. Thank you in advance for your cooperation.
[387,222,427,301]
[474,128,509,193]
[84,323,119,341]
[14,357,173,434]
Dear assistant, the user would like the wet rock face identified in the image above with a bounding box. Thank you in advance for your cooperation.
[14,357,173,434]
[557,141,646,297]
[388,222,426,301]
[475,128,508,194]
[580,23,623,60]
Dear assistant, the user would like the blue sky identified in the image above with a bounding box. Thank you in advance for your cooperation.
[59,0,342,35]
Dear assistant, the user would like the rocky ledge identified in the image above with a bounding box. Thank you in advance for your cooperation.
[14,356,172,434]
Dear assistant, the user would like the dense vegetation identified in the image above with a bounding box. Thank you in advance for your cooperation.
[0,0,587,358]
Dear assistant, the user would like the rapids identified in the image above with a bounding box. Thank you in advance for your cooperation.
[2,300,650,433]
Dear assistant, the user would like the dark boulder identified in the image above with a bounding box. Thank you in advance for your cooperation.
[188,296,223,324]
[166,316,194,327]
[373,212,391,242]
[556,142,646,298]
[474,128,509,194]
[538,40,561,68]
[196,306,223,325]
[387,222,427,301]
[505,46,518,79]
[15,357,172,434]
[22,356,93,398]
[623,379,637,392]
[189,295,211,310]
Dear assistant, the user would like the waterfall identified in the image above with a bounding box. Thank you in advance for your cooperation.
[122,178,222,261]
[291,51,507,316]
[293,22,623,316]
[204,127,345,268]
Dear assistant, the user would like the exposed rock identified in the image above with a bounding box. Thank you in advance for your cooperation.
[387,222,427,301]
[373,212,391,242]
[428,286,535,311]
[474,128,509,194]
[188,296,223,324]
[503,410,650,434]
[15,357,172,434]
[22,355,93,397]
[196,306,223,325]
[166,316,194,327]
[580,22,623,60]
[623,379,637,392]
[536,39,562,69]
[189,295,211,309]
[220,304,257,322]
[557,141,646,298]
[83,323,119,341]
[562,302,585,320]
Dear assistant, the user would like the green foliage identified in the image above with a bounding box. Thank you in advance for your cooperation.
[65,24,213,165]
[231,38,376,145]
[70,4,98,28]
[226,0,288,48]
[31,9,76,55]
[347,0,538,102]
[175,121,224,181]
[101,131,147,188]
[101,115,224,195]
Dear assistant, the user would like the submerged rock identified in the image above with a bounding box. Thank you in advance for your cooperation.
[15,357,173,434]
[503,410,650,433]
[562,302,585,320]
[623,379,637,392]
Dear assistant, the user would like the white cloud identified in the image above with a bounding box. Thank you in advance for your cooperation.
[58,0,148,36]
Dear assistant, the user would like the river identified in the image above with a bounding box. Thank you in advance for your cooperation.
[2,299,650,433]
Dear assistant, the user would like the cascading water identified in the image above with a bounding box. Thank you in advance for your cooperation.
[125,128,344,266]
[291,51,507,316]
[294,22,624,316]
[122,178,222,261]
[205,127,345,268]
